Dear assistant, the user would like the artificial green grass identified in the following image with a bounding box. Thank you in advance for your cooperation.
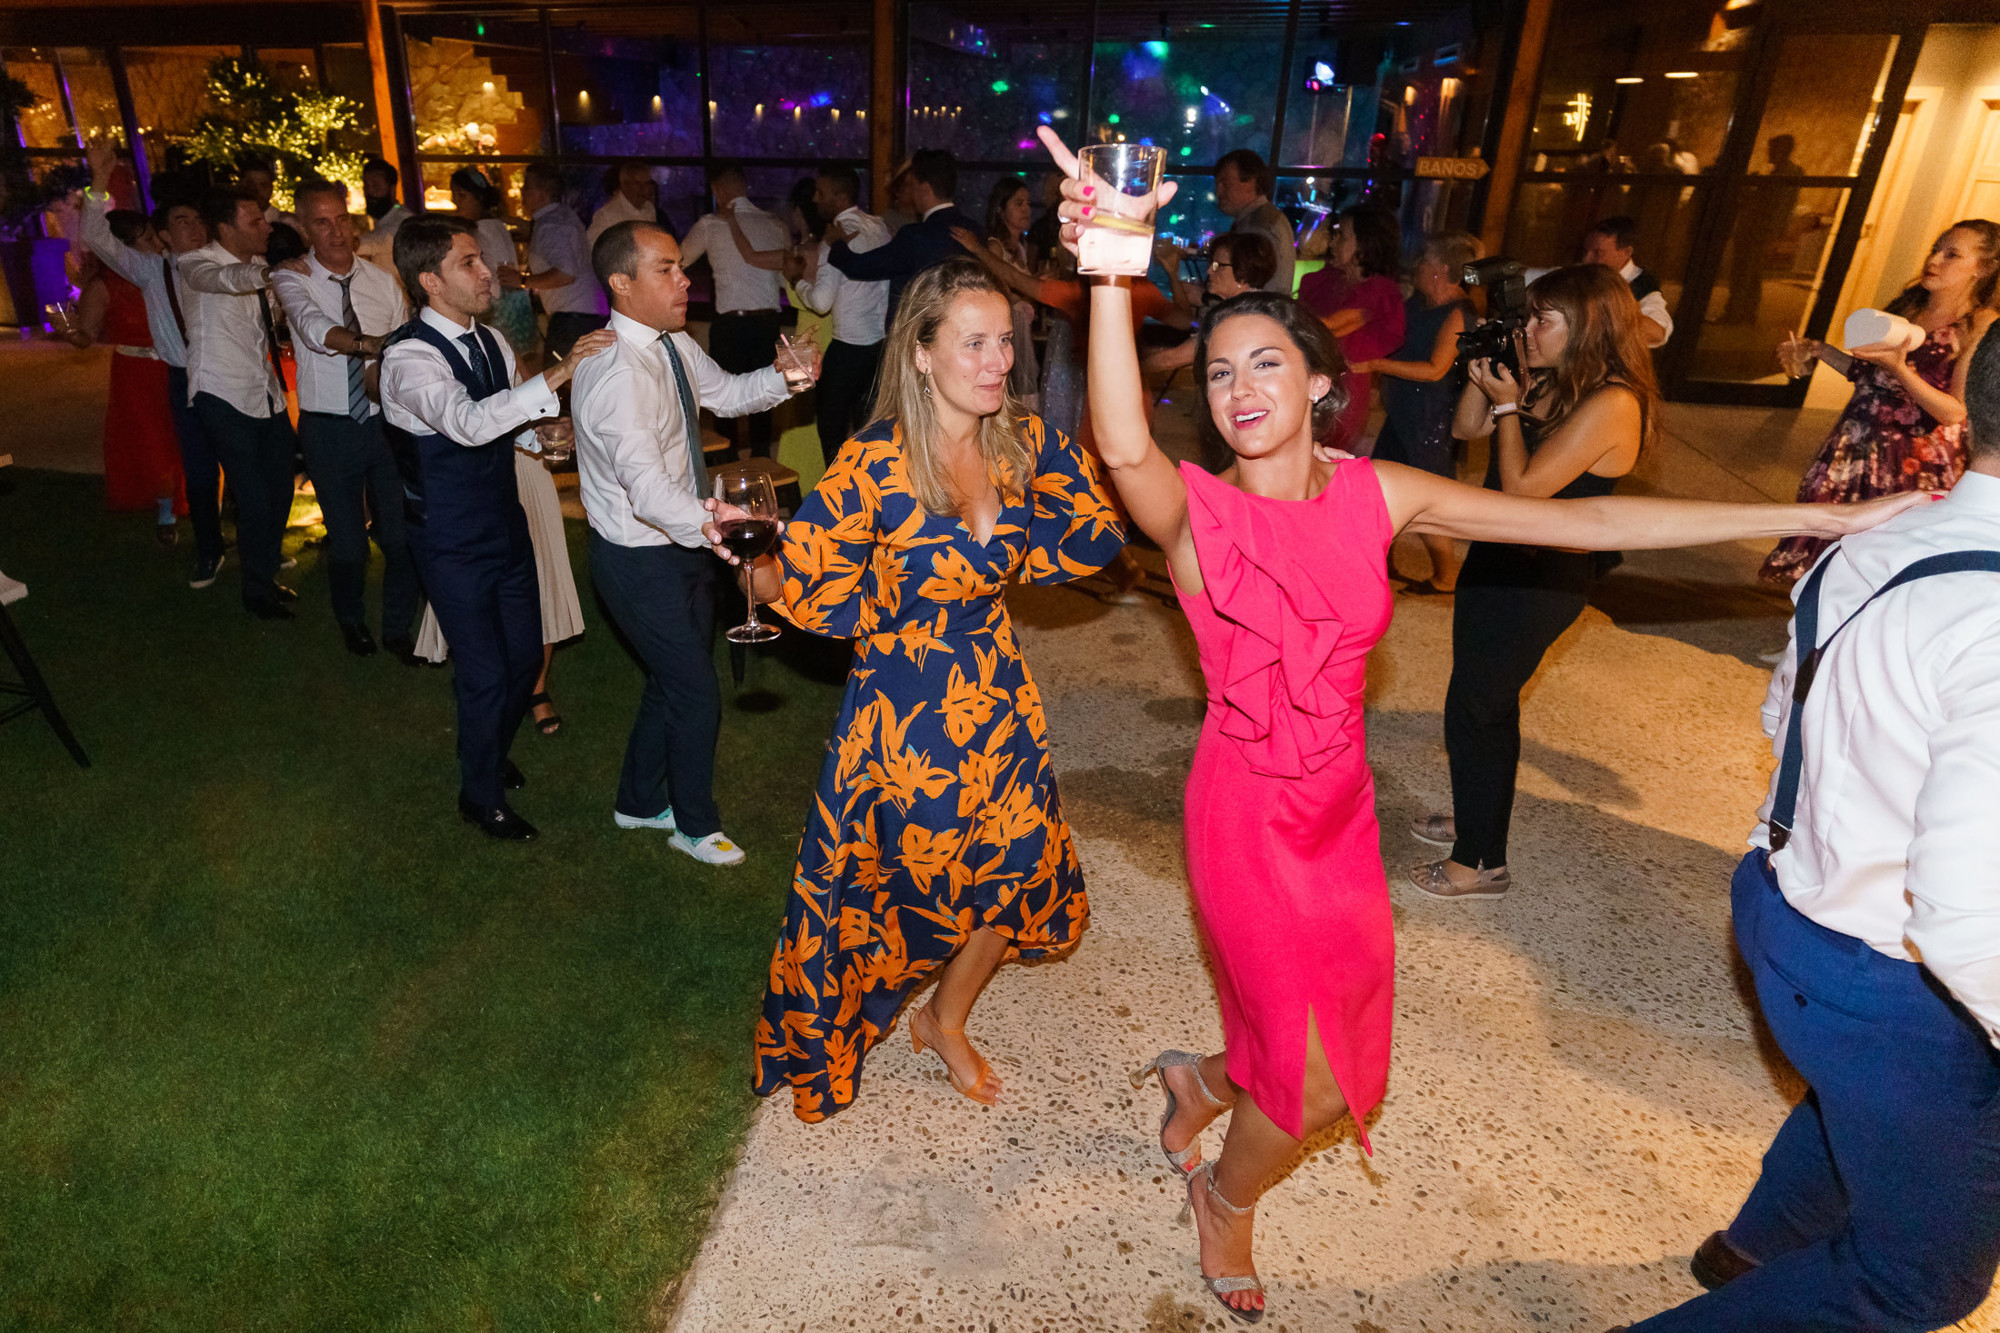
[0,469,846,1332]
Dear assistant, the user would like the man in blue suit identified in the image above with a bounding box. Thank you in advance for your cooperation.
[824,149,985,321]
[378,215,616,840]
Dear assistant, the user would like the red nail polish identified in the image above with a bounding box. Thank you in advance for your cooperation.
[1082,205,1094,218]
[1083,185,1095,198]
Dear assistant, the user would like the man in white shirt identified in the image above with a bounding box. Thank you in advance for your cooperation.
[183,184,299,619]
[572,219,809,865]
[77,142,226,582]
[355,157,415,277]
[678,162,790,457]
[380,215,616,840]
[1215,149,1296,296]
[511,162,608,359]
[586,161,659,247]
[1581,217,1674,349]
[790,165,889,464]
[1621,328,2000,1332]
[271,180,419,659]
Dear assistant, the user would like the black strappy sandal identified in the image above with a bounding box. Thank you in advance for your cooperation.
[529,691,563,737]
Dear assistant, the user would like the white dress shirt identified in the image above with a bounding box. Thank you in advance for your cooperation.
[380,306,557,448]
[356,203,413,275]
[1621,260,1674,347]
[586,192,658,247]
[270,252,410,417]
[571,308,790,549]
[527,203,607,316]
[1754,470,2000,1041]
[78,190,190,368]
[180,240,284,417]
[677,198,788,314]
[795,205,890,346]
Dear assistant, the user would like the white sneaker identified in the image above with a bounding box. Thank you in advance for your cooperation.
[614,808,677,832]
[670,830,745,865]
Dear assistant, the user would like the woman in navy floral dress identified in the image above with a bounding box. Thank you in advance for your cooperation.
[709,259,1125,1121]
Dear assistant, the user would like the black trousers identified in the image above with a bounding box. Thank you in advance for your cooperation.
[816,338,883,464]
[298,411,421,638]
[543,311,608,361]
[193,392,296,609]
[590,534,722,838]
[411,528,542,808]
[708,311,782,456]
[1443,582,1587,869]
[165,366,225,563]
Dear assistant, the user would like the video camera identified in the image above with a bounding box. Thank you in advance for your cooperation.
[1456,257,1530,375]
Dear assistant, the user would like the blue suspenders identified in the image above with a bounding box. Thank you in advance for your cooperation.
[1768,547,2000,851]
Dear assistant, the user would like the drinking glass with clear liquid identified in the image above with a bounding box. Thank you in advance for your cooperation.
[715,471,783,644]
[1076,143,1168,277]
[774,335,814,393]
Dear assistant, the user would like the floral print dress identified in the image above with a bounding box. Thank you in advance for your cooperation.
[1762,324,1968,584]
[753,415,1127,1121]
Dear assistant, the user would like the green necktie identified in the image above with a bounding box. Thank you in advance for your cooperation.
[658,332,710,499]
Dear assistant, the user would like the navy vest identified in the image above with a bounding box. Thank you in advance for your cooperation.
[382,316,527,553]
[1627,267,1662,303]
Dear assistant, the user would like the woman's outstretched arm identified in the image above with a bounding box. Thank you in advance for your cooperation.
[1373,459,1935,551]
[1357,306,1465,381]
[1087,281,1197,581]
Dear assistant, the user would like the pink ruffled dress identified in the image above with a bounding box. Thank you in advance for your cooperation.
[1173,459,1396,1146]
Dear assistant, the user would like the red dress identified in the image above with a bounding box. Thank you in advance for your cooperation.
[100,270,185,514]
[1298,269,1406,453]
[1173,459,1396,1145]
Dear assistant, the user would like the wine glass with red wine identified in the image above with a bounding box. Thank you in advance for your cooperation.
[715,471,782,644]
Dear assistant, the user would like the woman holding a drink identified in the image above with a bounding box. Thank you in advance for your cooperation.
[1037,126,1935,1324]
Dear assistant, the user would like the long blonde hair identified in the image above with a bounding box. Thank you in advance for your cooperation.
[870,257,1034,516]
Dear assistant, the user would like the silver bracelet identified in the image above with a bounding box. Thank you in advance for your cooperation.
[1490,402,1520,420]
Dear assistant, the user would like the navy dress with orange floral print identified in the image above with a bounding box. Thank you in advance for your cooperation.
[753,415,1126,1122]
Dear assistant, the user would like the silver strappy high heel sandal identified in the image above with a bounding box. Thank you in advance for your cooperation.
[1129,1049,1224,1177]
[1185,1163,1264,1325]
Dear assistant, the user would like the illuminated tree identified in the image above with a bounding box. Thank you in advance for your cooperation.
[175,57,365,209]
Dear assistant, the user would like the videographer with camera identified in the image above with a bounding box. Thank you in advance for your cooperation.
[1409,263,1656,901]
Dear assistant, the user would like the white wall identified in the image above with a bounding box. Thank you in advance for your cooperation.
[1873,24,2000,308]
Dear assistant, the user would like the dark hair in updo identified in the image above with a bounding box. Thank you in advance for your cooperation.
[1192,291,1350,465]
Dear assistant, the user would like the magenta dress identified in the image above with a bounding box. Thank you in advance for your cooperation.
[1298,269,1406,453]
[1173,459,1396,1146]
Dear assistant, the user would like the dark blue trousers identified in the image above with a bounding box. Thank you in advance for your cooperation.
[1631,851,2000,1332]
[164,366,224,563]
[589,534,721,838]
[193,392,297,609]
[297,411,420,639]
[410,525,541,809]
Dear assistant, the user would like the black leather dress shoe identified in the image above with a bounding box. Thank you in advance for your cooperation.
[503,759,525,791]
[1690,1231,1758,1291]
[273,583,299,602]
[342,624,379,657]
[458,794,537,840]
[383,635,424,666]
[247,599,295,621]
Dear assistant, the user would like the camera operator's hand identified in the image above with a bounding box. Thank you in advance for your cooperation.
[1467,356,1521,407]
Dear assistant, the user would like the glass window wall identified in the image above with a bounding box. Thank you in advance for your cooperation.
[548,9,704,159]
[705,7,870,160]
[1085,32,1282,165]
[402,13,552,157]
[124,46,237,142]
[906,5,1087,163]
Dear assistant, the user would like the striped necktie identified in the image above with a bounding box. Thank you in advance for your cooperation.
[333,273,370,422]
[658,332,709,499]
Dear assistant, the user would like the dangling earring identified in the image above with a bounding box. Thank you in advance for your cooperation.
[922,373,934,398]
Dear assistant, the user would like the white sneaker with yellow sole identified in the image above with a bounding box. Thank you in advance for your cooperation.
[670,830,745,866]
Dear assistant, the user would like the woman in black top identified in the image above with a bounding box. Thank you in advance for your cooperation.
[1411,264,1657,900]
[1352,230,1483,591]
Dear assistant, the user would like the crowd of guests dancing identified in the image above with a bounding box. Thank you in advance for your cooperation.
[33,124,2000,1332]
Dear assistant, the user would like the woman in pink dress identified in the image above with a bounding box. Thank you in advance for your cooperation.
[1297,203,1405,452]
[1037,128,1931,1325]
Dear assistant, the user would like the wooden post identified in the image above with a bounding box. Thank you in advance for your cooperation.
[1478,0,1554,258]
[358,0,403,177]
[870,0,896,212]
